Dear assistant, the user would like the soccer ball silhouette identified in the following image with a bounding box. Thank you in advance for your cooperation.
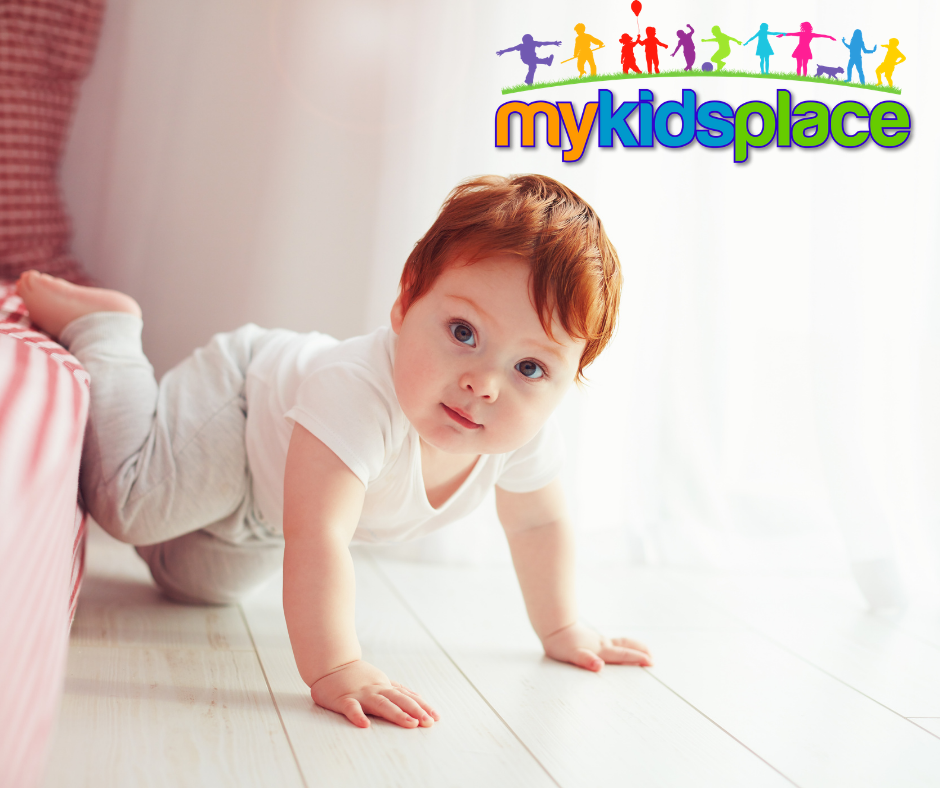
[701,61,714,72]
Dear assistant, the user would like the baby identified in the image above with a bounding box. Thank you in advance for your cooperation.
[18,174,652,730]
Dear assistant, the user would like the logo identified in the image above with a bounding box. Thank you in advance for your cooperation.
[494,8,910,164]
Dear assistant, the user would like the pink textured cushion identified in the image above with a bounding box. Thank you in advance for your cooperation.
[0,0,105,284]
[0,282,89,788]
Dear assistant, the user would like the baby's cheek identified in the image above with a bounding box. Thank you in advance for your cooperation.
[495,408,546,452]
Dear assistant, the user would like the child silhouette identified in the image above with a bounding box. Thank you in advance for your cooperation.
[619,33,641,74]
[776,22,835,77]
[841,30,877,84]
[637,26,668,74]
[702,26,742,72]
[573,23,604,77]
[497,34,562,85]
[875,38,906,87]
[670,24,696,71]
[743,23,784,74]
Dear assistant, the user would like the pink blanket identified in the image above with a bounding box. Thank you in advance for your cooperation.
[0,282,89,788]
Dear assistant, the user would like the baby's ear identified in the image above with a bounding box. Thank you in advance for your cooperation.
[390,293,403,333]
[390,288,408,334]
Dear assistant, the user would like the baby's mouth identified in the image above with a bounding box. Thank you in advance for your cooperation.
[442,404,482,429]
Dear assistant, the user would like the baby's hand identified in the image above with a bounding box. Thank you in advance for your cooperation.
[311,659,440,729]
[541,622,653,671]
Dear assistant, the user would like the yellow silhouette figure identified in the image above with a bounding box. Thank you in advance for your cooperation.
[572,23,604,77]
[875,38,906,87]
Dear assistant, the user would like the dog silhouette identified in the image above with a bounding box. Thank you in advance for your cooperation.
[815,64,844,79]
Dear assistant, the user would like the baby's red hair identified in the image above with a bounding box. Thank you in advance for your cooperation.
[398,174,622,383]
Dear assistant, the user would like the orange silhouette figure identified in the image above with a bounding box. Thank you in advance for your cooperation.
[573,23,604,76]
[875,38,906,86]
[637,26,668,73]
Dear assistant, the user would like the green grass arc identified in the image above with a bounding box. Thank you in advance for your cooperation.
[501,68,902,95]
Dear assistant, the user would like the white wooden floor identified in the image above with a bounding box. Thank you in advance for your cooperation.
[43,523,940,788]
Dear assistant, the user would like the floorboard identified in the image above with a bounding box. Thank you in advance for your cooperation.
[69,528,253,652]
[643,628,940,788]
[241,550,556,787]
[670,572,940,716]
[46,525,939,788]
[43,525,301,788]
[375,558,794,788]
[42,646,304,788]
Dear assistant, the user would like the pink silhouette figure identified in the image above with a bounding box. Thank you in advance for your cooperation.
[777,22,835,77]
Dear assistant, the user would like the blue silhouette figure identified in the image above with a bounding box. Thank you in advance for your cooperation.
[743,23,784,74]
[497,34,561,85]
[842,29,877,84]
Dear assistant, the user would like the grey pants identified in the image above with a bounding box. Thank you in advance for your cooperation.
[61,313,285,605]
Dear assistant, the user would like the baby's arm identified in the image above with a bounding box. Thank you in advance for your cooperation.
[283,424,439,728]
[495,479,652,670]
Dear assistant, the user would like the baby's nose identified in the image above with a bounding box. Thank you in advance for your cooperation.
[461,368,499,399]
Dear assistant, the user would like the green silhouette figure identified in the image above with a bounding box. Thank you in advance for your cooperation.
[875,38,906,87]
[702,26,742,71]
[744,23,784,74]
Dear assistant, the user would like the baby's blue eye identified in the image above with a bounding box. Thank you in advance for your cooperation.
[450,322,476,346]
[516,360,544,379]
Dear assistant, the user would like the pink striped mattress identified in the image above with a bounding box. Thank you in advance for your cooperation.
[0,281,89,788]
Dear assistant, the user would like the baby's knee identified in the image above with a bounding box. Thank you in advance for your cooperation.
[136,530,283,606]
[85,492,175,547]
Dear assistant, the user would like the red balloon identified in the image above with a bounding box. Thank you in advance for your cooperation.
[631,0,642,16]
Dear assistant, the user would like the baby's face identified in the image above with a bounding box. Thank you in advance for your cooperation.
[390,254,585,456]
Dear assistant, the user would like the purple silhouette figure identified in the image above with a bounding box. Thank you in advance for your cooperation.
[497,34,562,85]
[671,24,696,71]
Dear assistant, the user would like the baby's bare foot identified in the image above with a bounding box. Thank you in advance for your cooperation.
[16,270,141,340]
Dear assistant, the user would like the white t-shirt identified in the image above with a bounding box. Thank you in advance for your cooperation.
[244,326,564,543]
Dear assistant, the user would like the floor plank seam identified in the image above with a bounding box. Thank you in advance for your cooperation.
[662,575,940,734]
[368,556,563,788]
[66,642,259,653]
[906,719,940,741]
[642,668,802,788]
[238,603,309,788]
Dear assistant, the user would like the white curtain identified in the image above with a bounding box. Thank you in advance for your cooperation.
[62,0,939,606]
